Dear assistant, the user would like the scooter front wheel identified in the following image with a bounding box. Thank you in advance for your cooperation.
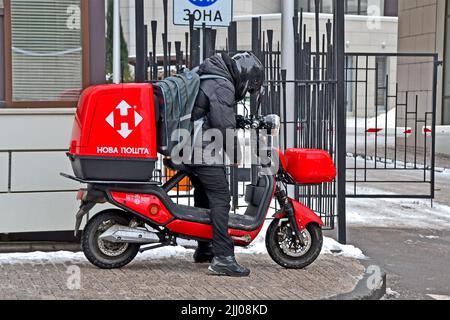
[82,210,140,269]
[266,219,323,269]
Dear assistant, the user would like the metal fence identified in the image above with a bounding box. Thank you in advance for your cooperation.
[133,0,438,242]
[345,53,439,199]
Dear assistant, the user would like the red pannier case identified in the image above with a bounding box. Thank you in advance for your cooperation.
[68,84,158,182]
[284,149,337,185]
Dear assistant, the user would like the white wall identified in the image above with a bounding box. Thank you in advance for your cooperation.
[0,109,108,233]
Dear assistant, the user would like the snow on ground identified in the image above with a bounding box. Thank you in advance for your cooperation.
[347,108,397,130]
[0,251,86,264]
[0,247,193,265]
[385,288,401,299]
[419,234,439,240]
[322,237,366,259]
[234,221,366,259]
[347,187,450,230]
[0,236,365,265]
[345,155,450,230]
[0,219,365,265]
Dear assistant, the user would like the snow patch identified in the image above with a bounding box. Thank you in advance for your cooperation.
[347,108,397,130]
[322,237,367,260]
[419,234,439,240]
[0,251,86,264]
[0,223,365,264]
[235,221,366,259]
[385,288,401,299]
[0,247,195,265]
[347,186,450,230]
[427,294,450,300]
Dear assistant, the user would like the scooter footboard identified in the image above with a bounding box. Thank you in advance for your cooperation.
[274,198,324,230]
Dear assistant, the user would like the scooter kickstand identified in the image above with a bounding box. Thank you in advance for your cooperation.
[139,243,170,253]
[139,237,177,253]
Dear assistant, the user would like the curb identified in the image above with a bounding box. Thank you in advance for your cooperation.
[328,259,387,300]
[0,242,81,254]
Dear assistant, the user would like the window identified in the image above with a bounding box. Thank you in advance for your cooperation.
[375,56,387,110]
[4,0,89,107]
[345,56,354,112]
[298,0,333,14]
[345,0,368,15]
[297,0,371,15]
[298,0,334,14]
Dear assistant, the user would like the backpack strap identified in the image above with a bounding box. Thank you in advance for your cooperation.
[188,65,230,82]
[199,74,229,82]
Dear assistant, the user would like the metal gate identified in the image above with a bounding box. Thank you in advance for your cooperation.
[132,0,440,243]
[345,53,440,199]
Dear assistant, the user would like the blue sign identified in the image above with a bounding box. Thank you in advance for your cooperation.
[174,0,233,27]
[188,0,218,7]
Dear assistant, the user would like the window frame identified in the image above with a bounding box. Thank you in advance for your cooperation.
[300,0,372,15]
[3,0,90,108]
[375,56,388,110]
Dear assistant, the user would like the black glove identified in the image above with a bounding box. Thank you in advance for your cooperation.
[236,115,249,129]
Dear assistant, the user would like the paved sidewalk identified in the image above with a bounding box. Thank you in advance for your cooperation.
[0,253,369,300]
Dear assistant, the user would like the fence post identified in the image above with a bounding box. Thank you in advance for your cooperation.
[135,0,145,83]
[112,0,121,84]
[281,0,295,149]
[335,0,347,244]
[431,54,441,201]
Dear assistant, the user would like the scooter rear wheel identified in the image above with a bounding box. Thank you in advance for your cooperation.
[82,210,140,269]
[266,219,323,269]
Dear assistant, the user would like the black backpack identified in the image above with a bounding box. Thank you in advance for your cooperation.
[154,68,227,157]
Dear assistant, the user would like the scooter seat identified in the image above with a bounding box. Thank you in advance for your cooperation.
[103,175,275,232]
[175,205,258,230]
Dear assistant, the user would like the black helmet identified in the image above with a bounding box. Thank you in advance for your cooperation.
[232,52,265,101]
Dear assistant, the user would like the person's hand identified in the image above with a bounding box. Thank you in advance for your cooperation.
[236,115,249,129]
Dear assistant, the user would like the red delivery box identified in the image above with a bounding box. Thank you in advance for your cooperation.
[68,84,159,182]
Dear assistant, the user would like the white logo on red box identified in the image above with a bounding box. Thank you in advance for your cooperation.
[106,100,143,139]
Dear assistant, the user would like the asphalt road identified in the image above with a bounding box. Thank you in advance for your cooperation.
[327,153,450,300]
[346,227,450,300]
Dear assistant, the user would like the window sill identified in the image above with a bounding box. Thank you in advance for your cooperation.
[0,108,76,116]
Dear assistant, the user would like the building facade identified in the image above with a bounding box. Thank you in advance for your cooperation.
[120,0,398,57]
[397,0,449,125]
[120,0,398,117]
[396,0,450,154]
[0,0,106,237]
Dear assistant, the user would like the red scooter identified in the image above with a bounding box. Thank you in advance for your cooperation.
[62,84,336,270]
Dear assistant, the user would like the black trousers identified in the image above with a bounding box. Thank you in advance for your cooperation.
[186,166,235,257]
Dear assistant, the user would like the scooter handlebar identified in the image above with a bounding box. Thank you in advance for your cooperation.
[236,115,281,132]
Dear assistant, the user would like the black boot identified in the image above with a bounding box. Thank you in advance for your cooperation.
[208,256,250,277]
[193,242,214,263]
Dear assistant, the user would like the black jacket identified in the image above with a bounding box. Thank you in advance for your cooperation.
[190,54,241,166]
